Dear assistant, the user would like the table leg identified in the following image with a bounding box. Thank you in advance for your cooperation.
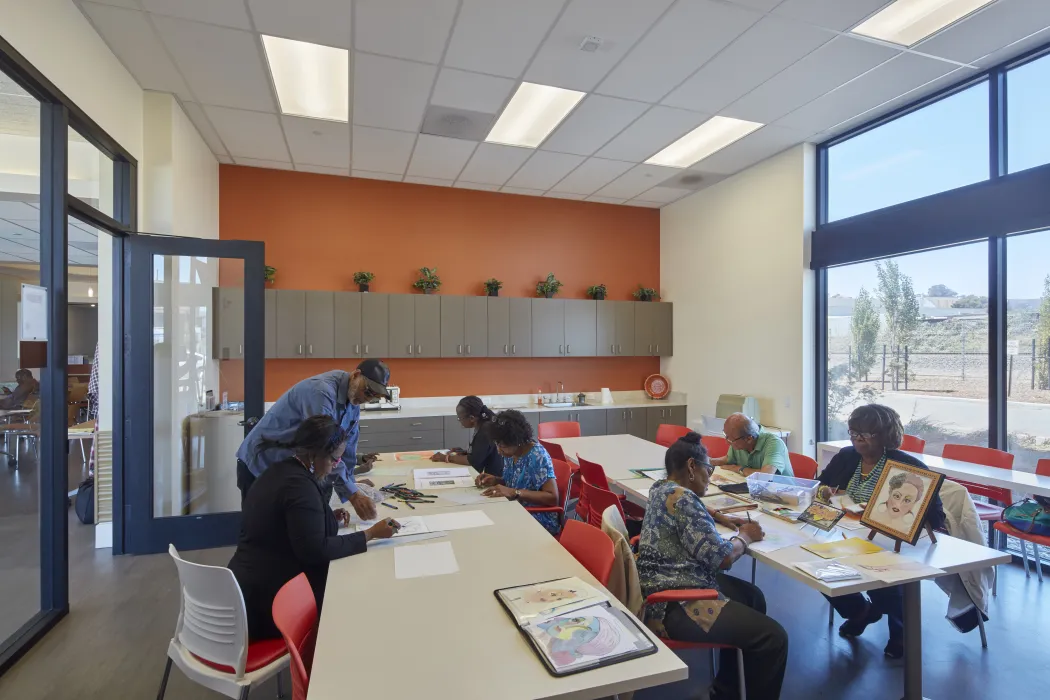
[903,581,922,700]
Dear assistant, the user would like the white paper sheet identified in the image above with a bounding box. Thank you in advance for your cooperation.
[836,552,945,583]
[441,490,495,506]
[394,541,460,579]
[352,516,429,537]
[745,527,815,554]
[413,467,470,479]
[422,510,494,532]
[365,532,446,549]
[415,476,476,490]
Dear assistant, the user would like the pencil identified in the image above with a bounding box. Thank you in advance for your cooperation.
[404,501,415,510]
[746,512,752,523]
[381,502,398,510]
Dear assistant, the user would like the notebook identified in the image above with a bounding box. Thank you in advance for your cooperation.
[494,577,657,677]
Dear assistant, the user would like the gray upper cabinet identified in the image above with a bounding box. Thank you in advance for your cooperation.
[440,296,466,358]
[615,301,635,356]
[305,291,334,358]
[414,295,441,358]
[388,294,415,359]
[464,296,488,357]
[264,289,277,359]
[212,287,244,360]
[564,300,596,357]
[597,302,616,357]
[635,301,673,356]
[487,297,510,357]
[509,298,532,357]
[489,297,531,357]
[360,293,389,358]
[276,290,306,358]
[531,299,564,357]
[333,292,362,358]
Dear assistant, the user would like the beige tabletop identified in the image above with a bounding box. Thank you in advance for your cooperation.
[547,434,667,482]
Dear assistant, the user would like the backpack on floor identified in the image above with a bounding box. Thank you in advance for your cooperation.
[1002,497,1050,537]
[75,476,94,525]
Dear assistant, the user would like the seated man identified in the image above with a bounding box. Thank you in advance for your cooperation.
[712,413,793,476]
[0,369,39,410]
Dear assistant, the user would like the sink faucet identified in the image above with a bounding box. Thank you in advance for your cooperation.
[558,381,564,403]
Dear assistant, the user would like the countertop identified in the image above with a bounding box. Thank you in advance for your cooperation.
[354,392,687,420]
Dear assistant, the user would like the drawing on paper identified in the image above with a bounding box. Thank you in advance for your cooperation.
[536,616,621,668]
[395,451,438,461]
[860,460,944,545]
[523,586,581,606]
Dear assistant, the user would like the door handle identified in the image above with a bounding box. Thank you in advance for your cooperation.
[618,344,622,354]
[364,344,369,355]
[512,344,516,354]
[504,344,509,355]
[308,344,313,356]
[466,344,471,354]
[298,344,303,355]
[239,344,243,356]
[417,344,422,355]
[408,344,413,355]
[610,343,615,354]
[648,344,652,354]
[412,436,423,440]
[458,344,463,355]
[655,344,660,354]
[355,344,360,355]
[359,439,368,443]
[622,410,626,420]
[566,344,571,354]
[559,344,564,354]
[411,422,423,426]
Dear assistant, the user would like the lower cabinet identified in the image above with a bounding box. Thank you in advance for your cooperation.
[646,405,687,442]
[537,409,607,437]
[443,415,473,451]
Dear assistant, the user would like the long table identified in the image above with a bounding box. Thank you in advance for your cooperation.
[309,455,688,700]
[548,435,1011,700]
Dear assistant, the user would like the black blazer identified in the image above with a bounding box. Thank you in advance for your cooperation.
[228,458,366,640]
[468,420,503,477]
[820,446,946,530]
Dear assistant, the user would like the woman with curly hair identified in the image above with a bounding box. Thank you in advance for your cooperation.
[476,409,560,534]
[430,395,502,477]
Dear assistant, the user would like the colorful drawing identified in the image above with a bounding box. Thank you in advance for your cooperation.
[700,493,748,512]
[798,502,846,532]
[523,586,581,606]
[395,451,438,461]
[710,471,745,488]
[861,460,944,545]
[536,615,621,668]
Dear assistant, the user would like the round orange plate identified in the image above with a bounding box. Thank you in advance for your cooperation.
[644,373,670,400]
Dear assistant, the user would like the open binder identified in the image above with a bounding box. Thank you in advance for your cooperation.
[494,577,657,677]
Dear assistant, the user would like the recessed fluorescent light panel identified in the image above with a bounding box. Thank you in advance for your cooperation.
[485,82,585,148]
[850,0,995,47]
[645,116,763,168]
[262,35,349,122]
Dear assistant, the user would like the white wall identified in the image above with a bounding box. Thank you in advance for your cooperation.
[661,144,817,455]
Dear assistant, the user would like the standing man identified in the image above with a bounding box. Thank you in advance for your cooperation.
[236,359,392,520]
[712,413,793,476]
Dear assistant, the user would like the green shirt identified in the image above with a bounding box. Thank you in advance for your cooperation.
[725,431,792,476]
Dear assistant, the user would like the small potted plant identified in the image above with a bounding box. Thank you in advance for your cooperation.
[633,286,659,302]
[413,267,442,294]
[586,283,607,301]
[353,271,375,292]
[484,278,503,297]
[536,272,563,299]
[264,266,276,285]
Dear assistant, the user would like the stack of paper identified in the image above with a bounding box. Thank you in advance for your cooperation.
[836,552,945,583]
[414,466,474,490]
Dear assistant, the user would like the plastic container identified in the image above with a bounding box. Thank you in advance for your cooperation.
[746,472,819,509]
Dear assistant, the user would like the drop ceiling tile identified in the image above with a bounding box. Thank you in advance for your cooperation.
[662,16,834,113]
[140,0,251,30]
[0,202,37,219]
[545,191,587,200]
[771,0,892,32]
[234,158,294,170]
[152,15,276,112]
[594,105,708,162]
[80,0,141,7]
[431,69,515,114]
[540,95,649,156]
[203,106,290,161]
[296,164,350,176]
[730,0,785,9]
[282,116,350,167]
[454,182,501,191]
[594,163,681,200]
[775,52,958,135]
[722,35,900,124]
[181,101,229,156]
[247,0,353,48]
[974,25,1050,69]
[404,176,453,187]
[624,200,664,208]
[353,53,437,132]
[458,143,533,185]
[444,0,566,78]
[351,126,417,175]
[596,0,761,103]
[80,3,192,99]
[587,195,627,204]
[689,124,806,174]
[523,0,675,91]
[634,186,690,203]
[501,186,546,196]
[505,151,585,190]
[914,0,1050,66]
[406,134,477,180]
[355,0,458,63]
[549,157,633,195]
[352,170,403,181]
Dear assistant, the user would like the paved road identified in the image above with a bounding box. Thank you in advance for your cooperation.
[878,391,1050,437]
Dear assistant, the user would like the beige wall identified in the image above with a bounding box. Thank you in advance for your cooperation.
[660,144,817,455]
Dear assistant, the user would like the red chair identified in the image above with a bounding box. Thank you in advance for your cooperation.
[525,458,573,532]
[578,455,645,519]
[788,452,818,480]
[899,433,926,453]
[538,421,581,439]
[272,574,318,700]
[655,424,691,448]
[559,520,615,585]
[540,440,580,500]
[992,458,1050,583]
[702,435,730,459]
[581,481,625,528]
[942,444,1015,525]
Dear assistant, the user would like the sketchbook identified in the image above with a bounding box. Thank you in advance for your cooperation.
[494,577,657,677]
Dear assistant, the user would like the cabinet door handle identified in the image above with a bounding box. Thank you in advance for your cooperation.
[566,344,571,354]
[458,344,463,355]
[355,344,360,355]
[239,344,243,356]
[407,344,413,355]
[360,439,368,443]
[618,344,622,354]
[411,422,423,426]
[308,344,313,356]
[655,344,660,354]
[364,344,369,355]
[559,344,564,355]
[466,344,471,354]
[622,410,626,420]
[611,343,615,354]
[504,344,509,355]
[412,436,423,440]
[512,344,516,354]
[298,344,303,355]
[648,344,652,354]
[417,344,422,355]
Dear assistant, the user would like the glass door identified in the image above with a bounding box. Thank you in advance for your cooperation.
[124,235,264,554]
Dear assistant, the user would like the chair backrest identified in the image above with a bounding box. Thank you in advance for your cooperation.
[655,424,691,448]
[577,455,612,491]
[701,435,729,459]
[601,503,630,541]
[539,439,567,463]
[273,574,318,700]
[559,520,615,586]
[788,452,818,480]
[550,458,572,512]
[168,544,250,677]
[1037,459,1050,478]
[582,481,624,529]
[538,421,581,439]
[899,434,926,453]
[942,444,1014,505]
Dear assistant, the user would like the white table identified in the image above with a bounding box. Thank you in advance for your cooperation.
[310,456,688,700]
[816,439,1050,498]
[554,436,1011,700]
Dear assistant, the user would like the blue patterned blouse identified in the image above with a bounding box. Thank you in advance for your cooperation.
[636,480,734,625]
[502,443,559,535]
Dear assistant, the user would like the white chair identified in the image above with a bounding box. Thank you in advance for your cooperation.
[159,545,289,700]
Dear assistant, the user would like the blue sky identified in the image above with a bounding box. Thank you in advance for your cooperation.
[826,54,1050,300]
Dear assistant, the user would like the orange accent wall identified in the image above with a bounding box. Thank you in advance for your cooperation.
[219,165,661,401]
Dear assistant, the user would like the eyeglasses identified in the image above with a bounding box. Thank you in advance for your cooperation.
[848,430,876,440]
[700,462,715,474]
[362,385,382,402]
[723,432,748,444]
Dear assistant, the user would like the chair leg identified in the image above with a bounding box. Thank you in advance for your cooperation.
[750,558,756,584]
[992,566,997,596]
[736,648,746,700]
[239,687,251,700]
[276,669,285,699]
[828,603,835,626]
[976,607,988,648]
[156,658,172,700]
[1021,540,1031,578]
[1034,544,1044,583]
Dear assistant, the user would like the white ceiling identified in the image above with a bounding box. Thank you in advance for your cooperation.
[0,199,100,266]
[75,0,1050,207]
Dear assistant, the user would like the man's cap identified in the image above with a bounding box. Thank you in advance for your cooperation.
[357,359,391,399]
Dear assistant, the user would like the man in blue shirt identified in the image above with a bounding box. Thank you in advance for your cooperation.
[235,359,392,520]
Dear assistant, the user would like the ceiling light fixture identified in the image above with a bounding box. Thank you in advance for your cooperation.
[88,287,94,298]
[485,82,585,149]
[645,116,763,168]
[261,35,349,122]
[850,0,994,47]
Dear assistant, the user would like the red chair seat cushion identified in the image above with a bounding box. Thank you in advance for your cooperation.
[192,638,288,674]
[993,521,1050,546]
[973,502,1004,520]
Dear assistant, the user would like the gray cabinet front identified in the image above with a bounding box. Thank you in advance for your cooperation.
[440,296,465,358]
[597,301,616,357]
[333,292,362,358]
[213,287,244,360]
[464,296,488,357]
[522,411,540,439]
[606,408,627,435]
[509,298,532,357]
[388,294,415,358]
[360,293,389,357]
[531,299,564,357]
[615,301,635,356]
[634,302,654,357]
[575,410,606,437]
[414,295,441,358]
[646,405,687,442]
[305,291,334,358]
[653,302,673,357]
[264,289,277,359]
[564,300,596,357]
[487,297,510,357]
[276,289,306,358]
[626,407,647,439]
[443,415,472,450]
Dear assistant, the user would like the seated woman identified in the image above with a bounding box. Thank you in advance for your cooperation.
[818,403,945,659]
[637,432,787,700]
[430,395,503,477]
[477,409,559,534]
[228,415,398,640]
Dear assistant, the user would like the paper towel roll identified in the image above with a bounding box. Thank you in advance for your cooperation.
[600,388,613,405]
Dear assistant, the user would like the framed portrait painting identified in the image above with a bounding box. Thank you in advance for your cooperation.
[860,460,944,546]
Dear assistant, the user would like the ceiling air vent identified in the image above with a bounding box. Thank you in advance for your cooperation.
[658,170,726,192]
[420,106,496,141]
